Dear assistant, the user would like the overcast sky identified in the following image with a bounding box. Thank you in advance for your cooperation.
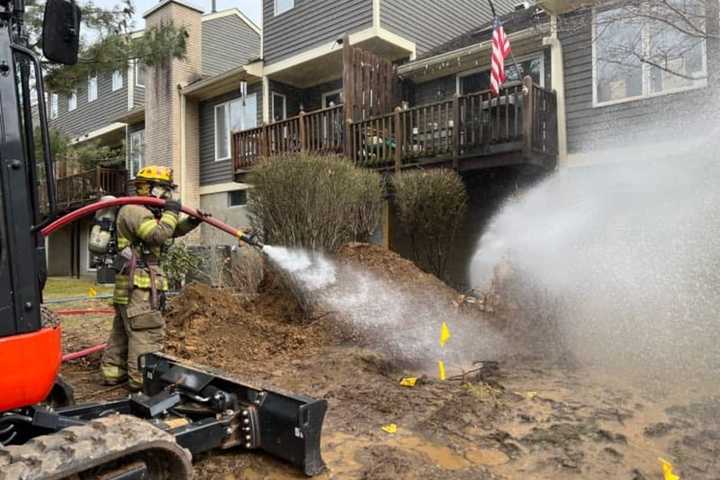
[93,0,262,30]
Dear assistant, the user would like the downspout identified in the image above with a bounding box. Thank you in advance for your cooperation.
[179,84,187,204]
[543,14,568,166]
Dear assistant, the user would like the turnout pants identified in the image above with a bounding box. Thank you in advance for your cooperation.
[101,288,165,389]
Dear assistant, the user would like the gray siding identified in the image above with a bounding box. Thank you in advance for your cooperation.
[199,83,263,185]
[561,9,715,154]
[202,14,260,76]
[50,71,129,138]
[263,0,373,64]
[381,0,517,57]
[269,80,303,118]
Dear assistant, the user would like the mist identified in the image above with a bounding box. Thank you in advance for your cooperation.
[265,246,506,370]
[469,134,720,380]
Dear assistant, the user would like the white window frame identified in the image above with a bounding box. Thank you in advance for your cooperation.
[455,52,545,95]
[68,90,77,111]
[112,70,123,91]
[271,92,287,121]
[274,0,295,16]
[591,6,708,108]
[134,60,145,88]
[88,74,98,102]
[214,93,258,162]
[50,93,58,119]
[321,88,343,108]
[227,189,248,209]
[128,129,145,179]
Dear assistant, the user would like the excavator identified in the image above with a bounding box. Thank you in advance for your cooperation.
[0,0,326,478]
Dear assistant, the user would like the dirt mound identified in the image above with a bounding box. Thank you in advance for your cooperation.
[164,277,331,375]
[336,243,465,305]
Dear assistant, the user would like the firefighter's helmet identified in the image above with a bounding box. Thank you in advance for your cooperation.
[135,166,176,188]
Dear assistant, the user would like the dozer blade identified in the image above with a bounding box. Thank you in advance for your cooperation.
[140,353,328,476]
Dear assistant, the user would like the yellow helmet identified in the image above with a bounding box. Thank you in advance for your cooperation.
[135,166,175,187]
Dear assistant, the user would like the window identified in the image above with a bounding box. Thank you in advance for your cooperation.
[228,189,248,208]
[135,60,145,87]
[275,0,294,15]
[112,70,123,91]
[88,74,98,102]
[322,89,343,108]
[457,55,544,95]
[593,3,706,106]
[215,94,258,161]
[271,92,287,121]
[50,93,58,119]
[129,129,145,179]
[68,90,77,111]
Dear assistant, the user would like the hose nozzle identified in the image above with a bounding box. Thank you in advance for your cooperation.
[239,233,264,250]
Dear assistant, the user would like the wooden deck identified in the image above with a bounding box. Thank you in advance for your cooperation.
[52,166,128,210]
[233,76,557,178]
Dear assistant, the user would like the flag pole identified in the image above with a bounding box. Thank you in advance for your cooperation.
[487,0,525,85]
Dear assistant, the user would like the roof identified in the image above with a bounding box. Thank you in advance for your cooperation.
[143,0,204,18]
[417,6,546,61]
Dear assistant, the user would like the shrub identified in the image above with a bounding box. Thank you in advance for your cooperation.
[393,169,468,279]
[161,242,202,290]
[246,154,384,252]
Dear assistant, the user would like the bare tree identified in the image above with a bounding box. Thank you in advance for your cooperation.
[555,1,720,90]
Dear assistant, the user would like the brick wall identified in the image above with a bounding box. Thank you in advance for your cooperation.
[144,0,203,197]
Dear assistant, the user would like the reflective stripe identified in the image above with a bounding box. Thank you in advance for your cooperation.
[137,219,159,240]
[113,275,130,304]
[160,212,178,229]
[101,364,127,380]
[117,236,130,250]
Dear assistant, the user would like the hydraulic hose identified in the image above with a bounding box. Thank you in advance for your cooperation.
[41,196,262,248]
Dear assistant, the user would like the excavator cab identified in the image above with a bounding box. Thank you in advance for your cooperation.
[0,2,327,478]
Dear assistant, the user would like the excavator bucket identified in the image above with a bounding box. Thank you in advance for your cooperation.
[140,353,328,476]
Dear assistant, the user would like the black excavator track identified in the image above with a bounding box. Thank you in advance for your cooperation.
[0,415,193,480]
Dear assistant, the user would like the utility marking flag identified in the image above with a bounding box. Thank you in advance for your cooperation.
[88,287,97,298]
[439,322,451,347]
[438,361,447,381]
[659,458,680,480]
[490,18,512,96]
[400,377,418,387]
[381,423,398,434]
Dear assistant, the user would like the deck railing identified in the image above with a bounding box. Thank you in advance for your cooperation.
[54,166,128,209]
[234,105,345,170]
[233,77,557,173]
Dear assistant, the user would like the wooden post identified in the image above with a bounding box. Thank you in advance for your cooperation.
[342,36,354,157]
[299,109,306,152]
[394,106,402,173]
[522,76,534,158]
[261,123,270,158]
[95,166,102,195]
[452,94,461,169]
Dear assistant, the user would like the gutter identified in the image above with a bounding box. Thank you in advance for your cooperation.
[398,29,541,78]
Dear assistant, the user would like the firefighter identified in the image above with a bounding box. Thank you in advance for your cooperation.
[101,166,206,390]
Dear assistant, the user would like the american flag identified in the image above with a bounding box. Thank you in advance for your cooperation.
[490,18,511,96]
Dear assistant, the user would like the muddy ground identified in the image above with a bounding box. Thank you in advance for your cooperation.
[59,245,719,480]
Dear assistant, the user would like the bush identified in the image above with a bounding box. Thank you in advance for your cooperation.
[246,154,384,252]
[161,242,202,290]
[393,169,468,279]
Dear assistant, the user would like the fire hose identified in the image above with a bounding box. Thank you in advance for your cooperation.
[42,196,264,362]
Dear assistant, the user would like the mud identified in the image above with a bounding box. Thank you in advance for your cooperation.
[58,245,719,479]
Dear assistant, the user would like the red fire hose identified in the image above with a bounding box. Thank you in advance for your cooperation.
[44,196,254,363]
[41,196,246,239]
[62,343,109,362]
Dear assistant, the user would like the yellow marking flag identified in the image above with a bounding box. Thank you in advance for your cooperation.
[399,377,418,387]
[438,360,447,381]
[660,458,680,480]
[381,423,398,434]
[439,322,451,347]
[88,287,97,298]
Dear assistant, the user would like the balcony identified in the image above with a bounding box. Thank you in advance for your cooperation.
[53,166,128,210]
[233,77,557,177]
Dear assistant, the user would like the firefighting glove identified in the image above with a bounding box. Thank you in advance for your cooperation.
[164,199,182,215]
